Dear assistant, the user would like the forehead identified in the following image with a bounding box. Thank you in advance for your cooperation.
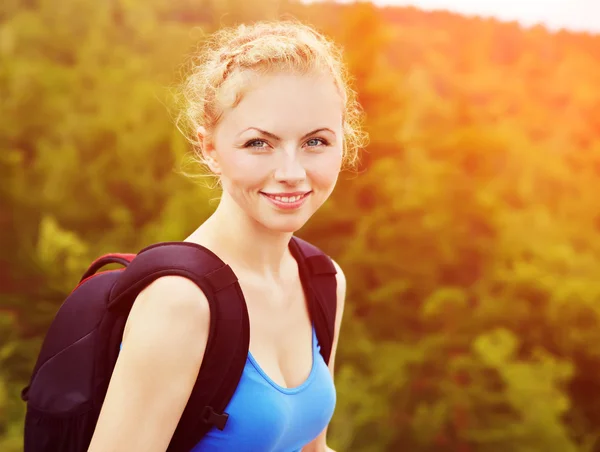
[217,71,344,135]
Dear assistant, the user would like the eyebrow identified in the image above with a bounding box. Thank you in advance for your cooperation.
[239,127,336,141]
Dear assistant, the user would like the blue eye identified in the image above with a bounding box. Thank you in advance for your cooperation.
[245,139,269,149]
[305,138,327,147]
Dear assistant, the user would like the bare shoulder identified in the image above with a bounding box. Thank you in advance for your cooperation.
[88,276,210,452]
[330,258,347,311]
[123,275,210,340]
[323,258,347,377]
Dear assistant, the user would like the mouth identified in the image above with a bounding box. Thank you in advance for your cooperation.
[259,191,312,210]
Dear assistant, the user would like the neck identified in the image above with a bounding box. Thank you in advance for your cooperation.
[190,192,293,279]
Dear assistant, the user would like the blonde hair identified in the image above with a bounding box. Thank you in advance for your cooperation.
[175,20,368,175]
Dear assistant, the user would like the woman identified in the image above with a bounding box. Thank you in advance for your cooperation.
[87,20,367,452]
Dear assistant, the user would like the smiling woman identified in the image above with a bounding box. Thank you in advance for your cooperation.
[200,71,346,233]
[85,19,368,452]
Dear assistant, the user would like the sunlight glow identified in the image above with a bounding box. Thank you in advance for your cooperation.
[305,0,600,33]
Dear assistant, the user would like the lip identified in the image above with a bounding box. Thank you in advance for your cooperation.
[260,191,312,211]
[261,191,310,197]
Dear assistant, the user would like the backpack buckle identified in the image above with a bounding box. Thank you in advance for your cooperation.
[201,405,229,431]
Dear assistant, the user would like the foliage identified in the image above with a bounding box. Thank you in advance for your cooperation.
[2,0,600,450]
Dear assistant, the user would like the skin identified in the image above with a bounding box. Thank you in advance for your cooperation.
[88,70,347,452]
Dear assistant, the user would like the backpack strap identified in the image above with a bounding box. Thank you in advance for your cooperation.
[107,242,250,452]
[289,237,338,365]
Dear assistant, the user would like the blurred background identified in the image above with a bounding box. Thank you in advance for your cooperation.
[2,0,600,450]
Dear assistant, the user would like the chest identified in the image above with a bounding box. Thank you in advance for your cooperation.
[192,350,336,452]
[235,271,315,389]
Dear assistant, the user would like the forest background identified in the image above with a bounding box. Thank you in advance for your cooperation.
[2,0,600,450]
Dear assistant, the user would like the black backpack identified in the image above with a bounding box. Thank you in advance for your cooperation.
[21,236,338,452]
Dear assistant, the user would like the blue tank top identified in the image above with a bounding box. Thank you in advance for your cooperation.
[118,326,336,451]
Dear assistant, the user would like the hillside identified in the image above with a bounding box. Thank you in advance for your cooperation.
[2,1,600,450]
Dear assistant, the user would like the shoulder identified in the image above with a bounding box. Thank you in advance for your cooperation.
[121,275,211,381]
[137,275,210,312]
[119,275,212,414]
[123,275,210,345]
[331,259,346,299]
[88,276,211,451]
[330,258,346,321]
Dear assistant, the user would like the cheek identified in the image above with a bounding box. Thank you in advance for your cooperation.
[219,153,267,188]
[306,152,343,187]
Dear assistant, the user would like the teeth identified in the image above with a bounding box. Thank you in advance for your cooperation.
[272,194,303,203]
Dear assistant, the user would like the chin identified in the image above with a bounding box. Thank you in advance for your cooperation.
[253,211,313,234]
[262,218,309,234]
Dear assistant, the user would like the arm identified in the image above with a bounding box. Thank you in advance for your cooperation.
[87,276,210,452]
[303,259,347,452]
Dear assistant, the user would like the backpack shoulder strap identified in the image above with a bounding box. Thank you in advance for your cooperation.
[289,236,338,365]
[108,241,250,452]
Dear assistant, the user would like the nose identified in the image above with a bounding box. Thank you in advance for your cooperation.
[273,150,306,185]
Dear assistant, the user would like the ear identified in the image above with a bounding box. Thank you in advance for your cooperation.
[197,126,221,174]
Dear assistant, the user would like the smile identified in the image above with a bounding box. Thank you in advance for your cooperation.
[260,191,312,210]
